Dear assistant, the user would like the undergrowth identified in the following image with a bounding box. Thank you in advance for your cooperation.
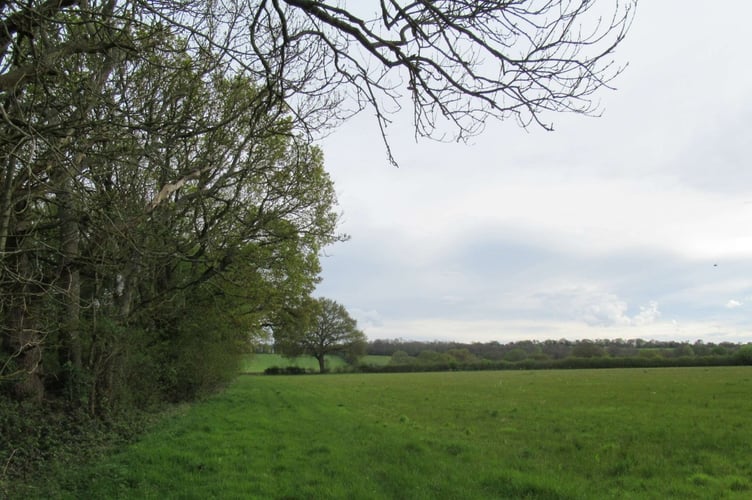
[0,398,162,499]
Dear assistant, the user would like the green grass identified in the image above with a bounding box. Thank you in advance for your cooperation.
[240,354,390,373]
[24,367,752,499]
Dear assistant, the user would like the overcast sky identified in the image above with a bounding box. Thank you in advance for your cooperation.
[314,1,752,344]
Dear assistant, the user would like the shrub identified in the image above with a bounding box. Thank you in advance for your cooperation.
[264,366,309,375]
[504,348,528,362]
[389,350,412,366]
[733,344,752,365]
[571,341,606,358]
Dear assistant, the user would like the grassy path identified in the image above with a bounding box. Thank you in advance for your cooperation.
[28,367,752,499]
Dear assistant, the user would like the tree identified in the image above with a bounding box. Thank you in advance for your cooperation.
[389,350,412,366]
[504,348,528,362]
[446,348,477,364]
[734,344,752,365]
[275,298,366,373]
[417,350,453,365]
[571,340,606,358]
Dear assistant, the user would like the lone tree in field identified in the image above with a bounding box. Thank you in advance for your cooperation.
[276,298,366,373]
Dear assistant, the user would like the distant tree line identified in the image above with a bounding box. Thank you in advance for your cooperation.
[357,338,752,373]
[367,338,746,359]
[251,338,752,374]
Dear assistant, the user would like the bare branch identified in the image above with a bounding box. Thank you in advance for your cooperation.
[270,0,636,149]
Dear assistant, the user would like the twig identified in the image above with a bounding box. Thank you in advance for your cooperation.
[1,448,17,478]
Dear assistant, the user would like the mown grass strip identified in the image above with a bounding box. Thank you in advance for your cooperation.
[26,367,752,499]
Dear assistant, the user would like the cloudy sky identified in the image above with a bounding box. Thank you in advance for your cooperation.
[314,1,752,344]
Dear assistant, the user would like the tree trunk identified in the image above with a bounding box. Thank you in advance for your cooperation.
[58,182,82,369]
[6,252,44,402]
[316,354,326,373]
[0,156,17,257]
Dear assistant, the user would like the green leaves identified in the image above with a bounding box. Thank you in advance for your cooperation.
[274,297,366,372]
[0,13,344,410]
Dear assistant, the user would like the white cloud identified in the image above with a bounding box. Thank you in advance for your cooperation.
[633,301,661,326]
[538,287,660,328]
[726,300,743,309]
[348,308,385,330]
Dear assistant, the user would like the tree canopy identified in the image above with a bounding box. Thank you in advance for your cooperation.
[275,297,366,373]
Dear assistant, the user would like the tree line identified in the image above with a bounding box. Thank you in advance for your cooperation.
[366,338,752,363]
[339,338,752,374]
[254,337,752,375]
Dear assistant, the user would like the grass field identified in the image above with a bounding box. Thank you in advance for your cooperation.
[25,367,752,499]
[240,353,390,373]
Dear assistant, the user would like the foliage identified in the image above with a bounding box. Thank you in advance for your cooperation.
[249,341,751,376]
[734,344,752,365]
[417,350,453,365]
[352,353,743,374]
[389,350,413,366]
[274,298,366,373]
[242,354,389,373]
[504,348,528,362]
[0,398,155,497]
[0,36,342,411]
[445,348,477,364]
[21,368,752,499]
[264,366,311,375]
[367,338,750,364]
[571,340,607,358]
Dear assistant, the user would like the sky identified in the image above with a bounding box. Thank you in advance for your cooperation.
[314,1,752,344]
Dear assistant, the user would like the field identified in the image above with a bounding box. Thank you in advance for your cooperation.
[26,367,752,499]
[240,353,390,373]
